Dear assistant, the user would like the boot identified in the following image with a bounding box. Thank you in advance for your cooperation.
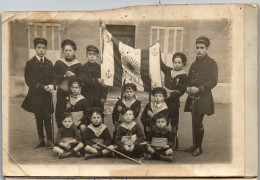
[160,155,173,162]
[34,139,45,149]
[46,141,54,149]
[192,129,204,156]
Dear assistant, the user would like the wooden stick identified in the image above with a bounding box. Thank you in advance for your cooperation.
[95,143,143,165]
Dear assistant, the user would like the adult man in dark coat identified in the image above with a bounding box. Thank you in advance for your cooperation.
[79,45,108,116]
[22,38,55,148]
[184,36,218,156]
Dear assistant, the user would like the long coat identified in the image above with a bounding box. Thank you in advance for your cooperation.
[21,56,55,114]
[184,54,218,115]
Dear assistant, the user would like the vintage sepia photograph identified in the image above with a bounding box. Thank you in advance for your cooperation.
[2,4,258,177]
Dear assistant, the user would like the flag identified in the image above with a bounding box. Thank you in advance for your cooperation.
[101,29,162,92]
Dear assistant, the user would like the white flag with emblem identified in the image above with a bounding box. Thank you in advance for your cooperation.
[149,42,162,88]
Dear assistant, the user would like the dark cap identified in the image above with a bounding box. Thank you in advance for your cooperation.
[151,87,167,97]
[172,52,187,66]
[123,83,137,91]
[69,78,82,87]
[89,107,103,117]
[61,39,77,51]
[196,36,210,48]
[86,45,99,54]
[33,38,47,48]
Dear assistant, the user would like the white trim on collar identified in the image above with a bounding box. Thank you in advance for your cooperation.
[60,58,80,67]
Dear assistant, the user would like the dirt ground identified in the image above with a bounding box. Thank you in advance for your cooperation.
[7,95,232,165]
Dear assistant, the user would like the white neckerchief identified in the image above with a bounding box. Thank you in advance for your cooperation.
[171,69,186,79]
[67,94,85,106]
[60,58,80,67]
[88,123,107,137]
[120,121,136,130]
[36,54,45,62]
[122,97,136,108]
[151,102,168,116]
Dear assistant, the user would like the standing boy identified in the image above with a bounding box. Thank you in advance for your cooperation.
[22,38,55,148]
[79,45,108,116]
[184,36,218,156]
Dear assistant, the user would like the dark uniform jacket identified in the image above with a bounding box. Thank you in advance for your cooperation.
[78,61,108,99]
[160,60,188,101]
[184,54,218,115]
[53,59,81,91]
[141,102,169,128]
[112,98,141,125]
[82,124,111,146]
[114,122,145,147]
[147,125,174,148]
[54,125,81,145]
[21,56,55,114]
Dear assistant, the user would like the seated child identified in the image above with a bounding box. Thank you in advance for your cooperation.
[146,115,174,162]
[114,108,145,158]
[82,107,114,159]
[65,78,90,132]
[141,87,169,138]
[53,113,84,158]
[112,83,141,138]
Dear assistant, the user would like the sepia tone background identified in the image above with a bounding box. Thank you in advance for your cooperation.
[3,4,251,176]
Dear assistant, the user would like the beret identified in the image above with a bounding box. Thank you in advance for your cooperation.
[86,45,99,54]
[151,87,167,97]
[196,36,210,47]
[123,83,137,91]
[172,52,187,66]
[33,38,47,47]
[61,39,77,51]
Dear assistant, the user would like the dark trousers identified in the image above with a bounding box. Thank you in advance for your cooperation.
[34,109,52,141]
[117,145,145,158]
[193,113,205,149]
[83,92,105,122]
[55,88,68,129]
[166,100,179,131]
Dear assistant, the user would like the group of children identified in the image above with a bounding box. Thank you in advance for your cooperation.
[51,45,188,163]
[23,37,188,163]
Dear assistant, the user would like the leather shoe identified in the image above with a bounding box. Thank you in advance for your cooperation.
[192,147,202,156]
[34,139,45,149]
[46,141,54,149]
[160,155,173,162]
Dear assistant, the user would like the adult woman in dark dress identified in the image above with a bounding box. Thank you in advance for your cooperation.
[54,39,81,129]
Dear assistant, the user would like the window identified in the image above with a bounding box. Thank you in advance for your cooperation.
[106,25,135,48]
[28,23,61,62]
[150,26,184,67]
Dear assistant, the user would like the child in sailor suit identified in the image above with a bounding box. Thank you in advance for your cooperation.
[141,87,169,138]
[114,108,145,158]
[82,107,114,159]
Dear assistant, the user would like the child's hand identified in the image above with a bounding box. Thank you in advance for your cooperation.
[147,145,154,153]
[163,145,170,149]
[124,145,130,151]
[186,87,192,94]
[98,78,104,85]
[129,144,135,152]
[66,71,75,77]
[147,110,153,117]
[100,98,106,104]
[117,105,122,112]
[65,144,71,151]
[44,85,54,93]
[145,126,150,132]
[92,144,100,149]
[190,86,199,94]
